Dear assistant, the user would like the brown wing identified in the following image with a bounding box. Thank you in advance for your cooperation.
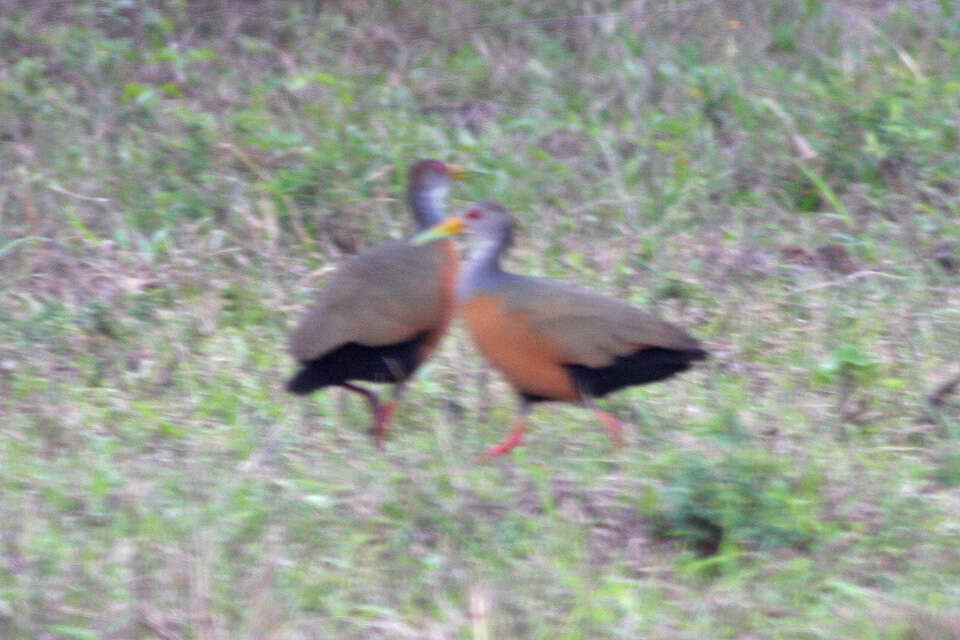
[500,276,701,369]
[290,240,448,362]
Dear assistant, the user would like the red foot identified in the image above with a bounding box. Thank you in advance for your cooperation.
[372,400,397,448]
[595,410,625,446]
[475,419,527,462]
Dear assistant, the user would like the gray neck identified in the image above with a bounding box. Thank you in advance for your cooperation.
[459,236,507,299]
[407,185,448,230]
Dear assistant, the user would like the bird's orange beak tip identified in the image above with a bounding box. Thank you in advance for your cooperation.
[409,217,466,245]
[446,164,469,179]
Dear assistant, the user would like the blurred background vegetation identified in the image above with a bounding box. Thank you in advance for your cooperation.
[1,1,959,638]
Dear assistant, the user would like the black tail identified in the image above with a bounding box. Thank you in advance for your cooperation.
[566,346,707,399]
[286,334,427,395]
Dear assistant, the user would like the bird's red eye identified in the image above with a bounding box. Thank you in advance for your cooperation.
[465,209,482,220]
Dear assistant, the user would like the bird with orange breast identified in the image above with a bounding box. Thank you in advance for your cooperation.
[287,159,467,444]
[414,201,706,459]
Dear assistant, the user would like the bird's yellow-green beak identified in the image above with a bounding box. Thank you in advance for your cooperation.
[446,163,469,180]
[410,217,465,245]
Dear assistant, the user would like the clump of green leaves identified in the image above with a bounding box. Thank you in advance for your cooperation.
[648,447,825,559]
[814,343,880,387]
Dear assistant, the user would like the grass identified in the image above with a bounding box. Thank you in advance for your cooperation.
[1,1,959,637]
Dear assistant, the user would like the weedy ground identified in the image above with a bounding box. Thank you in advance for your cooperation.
[1,1,959,638]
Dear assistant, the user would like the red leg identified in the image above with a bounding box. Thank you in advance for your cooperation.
[340,383,396,448]
[595,410,625,447]
[476,417,528,461]
[371,399,397,447]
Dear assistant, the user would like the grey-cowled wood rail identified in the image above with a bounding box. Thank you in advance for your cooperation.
[286,159,467,444]
[415,201,706,459]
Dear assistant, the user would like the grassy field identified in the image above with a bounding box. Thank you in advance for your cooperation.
[2,1,960,638]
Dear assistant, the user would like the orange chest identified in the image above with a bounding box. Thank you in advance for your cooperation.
[437,240,459,318]
[430,240,458,334]
[459,294,579,401]
[416,240,459,359]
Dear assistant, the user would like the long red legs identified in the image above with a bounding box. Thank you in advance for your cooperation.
[340,382,402,447]
[475,417,528,461]
[580,396,625,446]
[594,410,625,446]
[376,383,408,445]
[475,400,531,462]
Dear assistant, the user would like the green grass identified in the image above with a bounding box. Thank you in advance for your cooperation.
[2,1,960,638]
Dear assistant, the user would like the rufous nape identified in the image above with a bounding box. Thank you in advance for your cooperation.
[286,159,467,445]
[414,201,706,459]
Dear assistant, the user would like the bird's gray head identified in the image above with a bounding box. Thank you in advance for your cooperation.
[407,159,468,228]
[462,200,514,250]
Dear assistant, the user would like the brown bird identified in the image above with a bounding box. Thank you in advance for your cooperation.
[417,201,706,458]
[287,159,467,444]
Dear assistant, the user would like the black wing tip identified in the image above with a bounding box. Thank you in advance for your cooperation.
[284,335,427,395]
[567,345,707,399]
[286,369,318,394]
